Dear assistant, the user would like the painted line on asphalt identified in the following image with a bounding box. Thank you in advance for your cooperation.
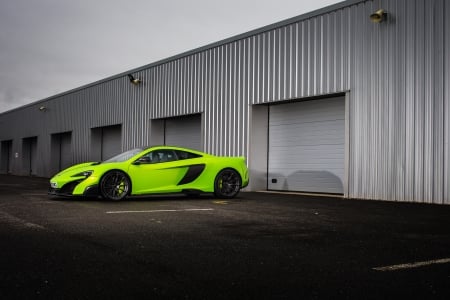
[106,208,214,214]
[212,200,229,205]
[373,257,450,271]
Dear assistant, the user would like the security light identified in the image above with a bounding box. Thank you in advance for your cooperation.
[127,74,142,85]
[370,9,387,23]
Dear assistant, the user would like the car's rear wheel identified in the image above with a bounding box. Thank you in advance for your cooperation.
[214,168,241,199]
[100,171,130,201]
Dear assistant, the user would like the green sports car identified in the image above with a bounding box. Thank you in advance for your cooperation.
[48,146,249,200]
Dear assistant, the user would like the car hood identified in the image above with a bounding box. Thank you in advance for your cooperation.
[52,162,100,178]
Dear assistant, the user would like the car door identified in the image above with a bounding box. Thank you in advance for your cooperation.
[128,149,187,194]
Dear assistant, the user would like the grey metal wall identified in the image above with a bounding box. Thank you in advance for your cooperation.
[0,0,449,204]
[349,0,449,204]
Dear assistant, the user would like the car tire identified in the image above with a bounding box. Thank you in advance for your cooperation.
[214,168,241,199]
[100,171,130,201]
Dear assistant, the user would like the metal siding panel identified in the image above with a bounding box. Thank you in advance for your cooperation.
[445,0,450,203]
[413,0,426,201]
[345,0,449,204]
[423,0,434,203]
[432,0,445,204]
[404,0,416,201]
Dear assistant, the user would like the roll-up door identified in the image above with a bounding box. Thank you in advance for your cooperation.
[59,132,72,169]
[165,114,202,151]
[51,132,72,173]
[101,125,122,160]
[0,140,13,174]
[22,136,38,176]
[268,97,345,194]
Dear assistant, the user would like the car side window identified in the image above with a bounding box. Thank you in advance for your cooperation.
[156,150,177,163]
[138,149,199,164]
[175,150,202,160]
[140,150,177,164]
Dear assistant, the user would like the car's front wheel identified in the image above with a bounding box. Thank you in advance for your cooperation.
[214,168,241,199]
[100,171,130,201]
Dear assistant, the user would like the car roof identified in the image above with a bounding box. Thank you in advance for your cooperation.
[143,145,209,155]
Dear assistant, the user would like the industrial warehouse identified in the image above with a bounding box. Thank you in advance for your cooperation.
[0,0,449,204]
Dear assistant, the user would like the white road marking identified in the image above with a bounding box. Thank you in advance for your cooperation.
[106,208,214,214]
[212,200,229,205]
[373,258,450,271]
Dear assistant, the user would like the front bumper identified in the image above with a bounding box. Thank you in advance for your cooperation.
[48,180,99,197]
[48,180,82,197]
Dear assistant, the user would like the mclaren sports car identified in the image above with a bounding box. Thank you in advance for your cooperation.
[49,146,249,200]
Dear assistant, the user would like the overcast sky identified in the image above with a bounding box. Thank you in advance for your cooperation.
[0,0,340,113]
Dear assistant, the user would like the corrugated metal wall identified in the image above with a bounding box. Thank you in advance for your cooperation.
[349,0,449,203]
[0,0,449,204]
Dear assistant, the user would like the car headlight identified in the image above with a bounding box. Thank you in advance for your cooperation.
[71,170,93,178]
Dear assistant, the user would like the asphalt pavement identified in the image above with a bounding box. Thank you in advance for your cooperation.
[1,174,450,299]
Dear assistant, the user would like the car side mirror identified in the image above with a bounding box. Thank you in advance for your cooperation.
[133,156,150,165]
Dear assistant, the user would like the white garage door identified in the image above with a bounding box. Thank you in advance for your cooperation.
[165,114,202,151]
[268,97,345,194]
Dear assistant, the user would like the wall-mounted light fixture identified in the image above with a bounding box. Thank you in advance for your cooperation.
[127,74,142,85]
[370,9,387,23]
[39,106,47,111]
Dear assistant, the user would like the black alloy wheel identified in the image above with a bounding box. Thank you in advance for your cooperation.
[214,168,241,199]
[100,171,130,201]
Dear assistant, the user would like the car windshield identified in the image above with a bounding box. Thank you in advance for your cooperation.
[103,148,144,163]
